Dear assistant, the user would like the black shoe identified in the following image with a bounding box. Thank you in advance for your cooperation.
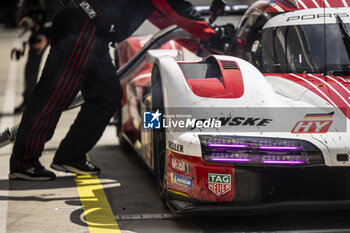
[50,160,101,175]
[14,102,26,114]
[9,166,56,181]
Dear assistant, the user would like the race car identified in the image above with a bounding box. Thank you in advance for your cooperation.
[116,0,350,213]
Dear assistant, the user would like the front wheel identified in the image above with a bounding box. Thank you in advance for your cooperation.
[153,129,168,202]
[152,65,168,203]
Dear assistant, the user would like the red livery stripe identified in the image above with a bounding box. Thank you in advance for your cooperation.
[268,73,350,118]
[272,0,350,10]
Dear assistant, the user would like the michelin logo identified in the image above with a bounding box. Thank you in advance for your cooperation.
[171,173,192,188]
[143,110,161,129]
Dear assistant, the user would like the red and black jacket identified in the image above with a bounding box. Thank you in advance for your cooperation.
[92,0,215,42]
[148,0,215,41]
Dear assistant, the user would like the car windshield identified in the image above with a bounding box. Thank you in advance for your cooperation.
[261,23,350,75]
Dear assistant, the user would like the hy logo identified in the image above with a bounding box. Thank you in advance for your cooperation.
[208,173,231,197]
[291,112,334,134]
[143,110,161,129]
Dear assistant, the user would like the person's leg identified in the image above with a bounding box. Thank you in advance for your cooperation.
[23,41,47,102]
[51,38,122,174]
[10,6,94,180]
[14,40,47,114]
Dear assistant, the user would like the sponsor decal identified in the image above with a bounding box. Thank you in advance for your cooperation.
[170,173,193,188]
[171,157,190,173]
[188,117,272,130]
[287,12,349,22]
[292,112,334,133]
[216,117,272,127]
[208,173,231,197]
[168,141,184,153]
[143,110,161,129]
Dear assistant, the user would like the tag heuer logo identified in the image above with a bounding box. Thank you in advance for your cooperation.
[208,173,231,196]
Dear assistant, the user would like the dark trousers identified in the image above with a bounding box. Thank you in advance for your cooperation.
[10,4,122,172]
[22,40,47,104]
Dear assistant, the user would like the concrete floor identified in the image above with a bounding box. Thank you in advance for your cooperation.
[2,19,350,233]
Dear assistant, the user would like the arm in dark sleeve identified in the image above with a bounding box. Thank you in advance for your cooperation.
[18,0,33,22]
[43,0,62,22]
[149,0,215,41]
[147,10,201,54]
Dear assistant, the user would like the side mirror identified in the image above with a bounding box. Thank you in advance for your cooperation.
[146,49,183,64]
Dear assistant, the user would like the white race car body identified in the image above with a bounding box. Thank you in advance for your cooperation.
[117,0,350,213]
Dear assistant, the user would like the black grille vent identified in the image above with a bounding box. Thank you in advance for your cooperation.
[220,60,238,70]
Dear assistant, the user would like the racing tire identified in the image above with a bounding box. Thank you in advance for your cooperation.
[152,65,168,203]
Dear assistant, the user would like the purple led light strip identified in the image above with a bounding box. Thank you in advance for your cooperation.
[210,158,252,162]
[208,143,248,148]
[262,160,305,165]
[259,146,301,150]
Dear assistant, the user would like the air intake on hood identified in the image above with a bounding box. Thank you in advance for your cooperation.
[220,60,238,70]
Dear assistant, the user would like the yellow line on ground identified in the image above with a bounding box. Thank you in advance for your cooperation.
[74,174,120,233]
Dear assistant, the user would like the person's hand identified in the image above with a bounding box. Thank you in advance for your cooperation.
[31,34,49,55]
[19,16,35,30]
[209,0,226,24]
[201,23,236,54]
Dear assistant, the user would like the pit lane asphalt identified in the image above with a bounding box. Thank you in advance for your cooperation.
[2,21,350,233]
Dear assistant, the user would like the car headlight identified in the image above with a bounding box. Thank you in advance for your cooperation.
[199,135,324,167]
